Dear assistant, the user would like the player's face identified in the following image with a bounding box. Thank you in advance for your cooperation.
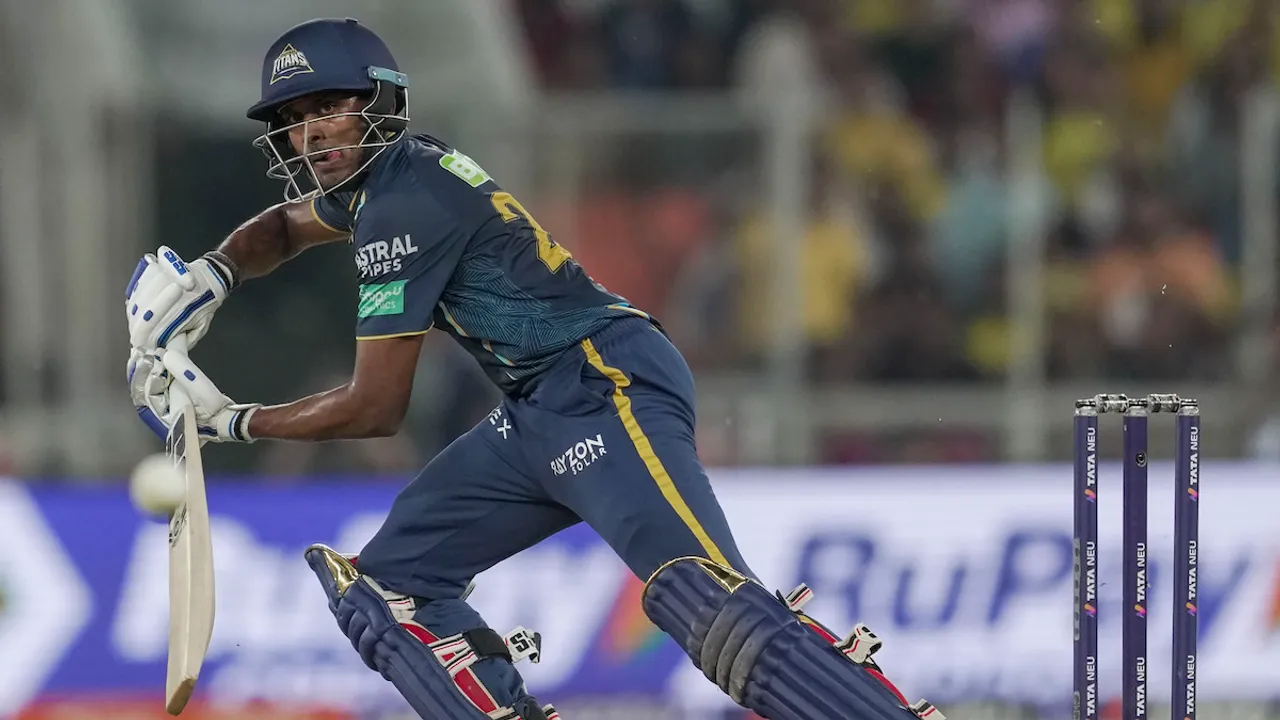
[278,93,368,189]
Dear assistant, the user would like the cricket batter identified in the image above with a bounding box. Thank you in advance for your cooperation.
[125,18,942,720]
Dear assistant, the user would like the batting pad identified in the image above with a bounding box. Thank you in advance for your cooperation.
[305,545,551,720]
[642,556,924,720]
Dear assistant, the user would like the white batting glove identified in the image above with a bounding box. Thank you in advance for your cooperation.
[125,246,239,351]
[161,349,261,443]
[127,347,175,439]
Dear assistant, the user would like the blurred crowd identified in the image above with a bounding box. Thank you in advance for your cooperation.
[11,0,1280,476]
[143,0,1280,472]
[516,0,1277,387]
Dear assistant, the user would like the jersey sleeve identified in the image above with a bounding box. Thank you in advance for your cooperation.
[354,192,469,340]
[310,192,355,235]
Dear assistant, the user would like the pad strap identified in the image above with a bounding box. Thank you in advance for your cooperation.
[466,628,513,662]
[424,628,511,679]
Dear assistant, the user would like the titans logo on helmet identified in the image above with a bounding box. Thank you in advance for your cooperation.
[270,44,314,85]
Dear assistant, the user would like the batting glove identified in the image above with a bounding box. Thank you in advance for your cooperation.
[127,347,174,439]
[126,246,239,351]
[161,348,261,443]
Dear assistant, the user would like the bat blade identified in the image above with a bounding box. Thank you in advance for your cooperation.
[164,398,215,715]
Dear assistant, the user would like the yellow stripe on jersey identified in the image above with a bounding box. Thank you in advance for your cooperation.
[355,329,430,341]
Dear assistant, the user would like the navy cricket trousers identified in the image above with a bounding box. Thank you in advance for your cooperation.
[357,315,754,600]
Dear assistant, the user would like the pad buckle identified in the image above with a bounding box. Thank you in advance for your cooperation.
[835,622,884,665]
[505,626,542,665]
[910,699,946,719]
[782,583,814,612]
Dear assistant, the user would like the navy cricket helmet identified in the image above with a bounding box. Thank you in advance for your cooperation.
[247,18,410,201]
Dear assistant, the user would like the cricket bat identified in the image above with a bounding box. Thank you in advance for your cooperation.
[163,334,216,715]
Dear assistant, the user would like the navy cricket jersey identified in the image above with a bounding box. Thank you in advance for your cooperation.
[311,134,655,396]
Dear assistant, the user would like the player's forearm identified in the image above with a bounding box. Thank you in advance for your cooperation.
[216,204,296,281]
[247,384,403,441]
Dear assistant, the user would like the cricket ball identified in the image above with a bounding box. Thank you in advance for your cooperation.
[129,452,186,517]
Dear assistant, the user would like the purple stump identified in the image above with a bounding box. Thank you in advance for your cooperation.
[1172,406,1200,720]
[1074,404,1100,720]
[1122,404,1149,720]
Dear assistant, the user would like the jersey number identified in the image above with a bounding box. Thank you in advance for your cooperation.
[491,192,573,273]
